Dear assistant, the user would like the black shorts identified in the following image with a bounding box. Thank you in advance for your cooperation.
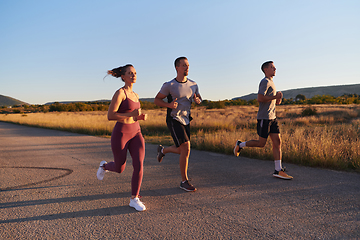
[166,118,190,147]
[257,119,280,138]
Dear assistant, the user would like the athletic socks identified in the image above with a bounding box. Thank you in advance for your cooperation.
[239,142,282,171]
[275,160,282,171]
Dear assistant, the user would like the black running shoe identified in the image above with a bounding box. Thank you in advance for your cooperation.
[180,180,197,192]
[233,140,242,157]
[157,145,165,162]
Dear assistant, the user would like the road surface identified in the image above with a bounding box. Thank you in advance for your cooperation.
[0,122,359,239]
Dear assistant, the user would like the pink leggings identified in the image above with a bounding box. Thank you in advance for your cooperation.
[104,122,145,196]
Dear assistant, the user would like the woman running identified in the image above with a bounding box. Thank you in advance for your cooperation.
[97,64,147,211]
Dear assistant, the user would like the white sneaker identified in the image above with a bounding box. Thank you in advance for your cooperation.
[96,161,108,180]
[129,197,146,211]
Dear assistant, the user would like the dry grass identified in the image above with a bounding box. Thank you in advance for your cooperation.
[0,111,115,136]
[1,104,359,171]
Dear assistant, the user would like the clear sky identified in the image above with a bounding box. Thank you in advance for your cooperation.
[1,0,359,105]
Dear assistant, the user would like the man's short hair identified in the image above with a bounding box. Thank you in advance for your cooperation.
[261,61,273,73]
[174,56,188,68]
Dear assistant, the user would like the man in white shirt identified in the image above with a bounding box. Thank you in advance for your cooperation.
[154,56,202,191]
[234,61,293,180]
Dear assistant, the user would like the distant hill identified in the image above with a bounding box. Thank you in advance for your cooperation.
[44,98,155,105]
[234,84,360,101]
[0,95,28,107]
[2,84,359,107]
[44,100,111,105]
[139,98,155,102]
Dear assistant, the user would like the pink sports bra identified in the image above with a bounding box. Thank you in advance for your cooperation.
[117,89,140,113]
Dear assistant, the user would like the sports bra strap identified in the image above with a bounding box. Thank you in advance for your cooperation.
[122,88,139,101]
[122,88,128,98]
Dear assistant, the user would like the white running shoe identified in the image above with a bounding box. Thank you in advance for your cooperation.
[96,160,108,180]
[129,197,146,211]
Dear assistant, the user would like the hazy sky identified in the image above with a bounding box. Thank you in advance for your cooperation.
[1,0,359,105]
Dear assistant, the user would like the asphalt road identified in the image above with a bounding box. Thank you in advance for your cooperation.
[0,121,359,239]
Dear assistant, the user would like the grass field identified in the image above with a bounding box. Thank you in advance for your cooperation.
[1,104,359,172]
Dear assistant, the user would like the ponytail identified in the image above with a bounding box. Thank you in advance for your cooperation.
[104,64,133,82]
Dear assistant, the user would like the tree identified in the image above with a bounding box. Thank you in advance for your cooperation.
[295,94,306,101]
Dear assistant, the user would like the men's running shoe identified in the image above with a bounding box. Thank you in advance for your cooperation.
[233,140,242,157]
[96,160,108,180]
[157,145,165,162]
[180,180,197,192]
[129,197,146,211]
[273,169,293,180]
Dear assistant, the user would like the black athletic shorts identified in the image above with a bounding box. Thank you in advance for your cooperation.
[257,118,280,138]
[166,118,190,147]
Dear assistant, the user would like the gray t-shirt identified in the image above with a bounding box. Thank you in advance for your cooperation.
[257,77,276,120]
[159,78,199,125]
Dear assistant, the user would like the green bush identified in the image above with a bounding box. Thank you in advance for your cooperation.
[302,107,317,116]
[140,101,159,110]
[206,101,226,109]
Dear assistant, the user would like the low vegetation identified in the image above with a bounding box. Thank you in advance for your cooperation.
[1,104,359,172]
[1,94,360,114]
